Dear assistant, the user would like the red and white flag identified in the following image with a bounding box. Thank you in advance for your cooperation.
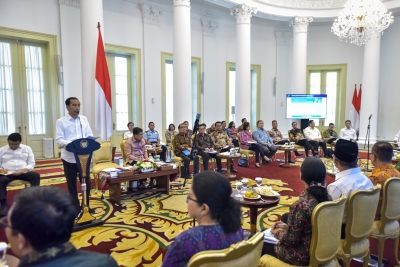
[349,84,362,131]
[95,23,112,141]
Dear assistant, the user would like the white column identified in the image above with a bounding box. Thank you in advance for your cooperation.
[290,17,313,93]
[80,0,104,133]
[359,35,381,144]
[230,5,257,123]
[173,0,191,125]
[275,31,293,136]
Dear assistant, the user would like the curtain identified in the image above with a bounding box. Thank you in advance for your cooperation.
[0,42,15,136]
[24,45,45,135]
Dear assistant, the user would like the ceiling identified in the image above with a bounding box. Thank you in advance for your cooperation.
[203,0,400,22]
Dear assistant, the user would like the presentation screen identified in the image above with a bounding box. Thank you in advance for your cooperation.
[286,94,327,119]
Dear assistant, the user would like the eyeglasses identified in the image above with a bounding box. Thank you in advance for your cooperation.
[186,195,201,204]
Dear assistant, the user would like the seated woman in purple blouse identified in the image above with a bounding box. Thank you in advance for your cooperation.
[239,122,269,168]
[162,171,243,267]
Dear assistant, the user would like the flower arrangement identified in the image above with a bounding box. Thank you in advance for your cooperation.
[133,159,158,173]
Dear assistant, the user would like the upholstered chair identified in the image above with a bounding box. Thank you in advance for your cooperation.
[237,134,255,162]
[120,139,129,167]
[92,141,121,191]
[337,185,381,267]
[287,130,305,158]
[187,232,264,267]
[170,137,183,180]
[258,194,346,267]
[369,177,400,267]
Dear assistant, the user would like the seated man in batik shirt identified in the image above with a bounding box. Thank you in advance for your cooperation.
[211,121,237,173]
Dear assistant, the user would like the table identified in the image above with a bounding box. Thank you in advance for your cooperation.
[147,148,163,155]
[276,147,295,168]
[217,153,242,178]
[108,169,178,204]
[232,189,279,234]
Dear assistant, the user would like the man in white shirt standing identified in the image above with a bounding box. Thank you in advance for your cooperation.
[393,130,400,146]
[303,120,329,158]
[339,120,357,142]
[56,97,94,216]
[0,133,40,216]
[328,139,373,238]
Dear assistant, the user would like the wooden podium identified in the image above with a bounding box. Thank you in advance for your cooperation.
[66,138,104,232]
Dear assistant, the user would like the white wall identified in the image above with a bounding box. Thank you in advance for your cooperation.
[378,18,400,140]
[307,24,365,129]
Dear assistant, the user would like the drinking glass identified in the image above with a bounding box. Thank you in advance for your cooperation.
[242,179,249,190]
[255,177,263,187]
[235,182,243,198]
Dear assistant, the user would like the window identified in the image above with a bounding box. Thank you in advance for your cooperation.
[161,53,202,136]
[106,44,142,148]
[307,65,347,130]
[0,28,59,157]
[0,42,15,135]
[228,67,236,123]
[25,45,46,135]
[114,56,129,131]
[226,62,260,130]
[165,60,173,126]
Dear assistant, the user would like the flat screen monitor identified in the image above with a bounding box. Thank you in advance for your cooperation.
[286,94,327,119]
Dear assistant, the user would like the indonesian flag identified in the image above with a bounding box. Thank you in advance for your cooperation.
[349,84,362,131]
[95,23,112,141]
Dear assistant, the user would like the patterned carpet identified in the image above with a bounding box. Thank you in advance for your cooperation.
[2,152,399,267]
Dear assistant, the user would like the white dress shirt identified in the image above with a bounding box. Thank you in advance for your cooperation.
[394,130,400,142]
[0,144,35,171]
[123,131,133,139]
[327,167,373,223]
[56,114,93,163]
[303,127,322,140]
[340,127,356,140]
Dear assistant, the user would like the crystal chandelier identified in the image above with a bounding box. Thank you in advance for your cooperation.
[331,0,394,46]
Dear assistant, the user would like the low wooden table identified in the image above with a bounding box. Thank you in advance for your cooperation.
[232,190,279,234]
[147,148,163,155]
[276,147,295,168]
[108,169,178,204]
[217,153,241,179]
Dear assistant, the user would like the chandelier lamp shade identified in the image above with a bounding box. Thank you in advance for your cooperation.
[331,0,394,45]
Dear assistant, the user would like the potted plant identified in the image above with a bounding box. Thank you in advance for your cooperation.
[133,159,158,173]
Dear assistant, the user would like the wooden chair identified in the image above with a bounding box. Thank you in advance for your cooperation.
[259,194,347,267]
[92,141,121,191]
[187,232,264,267]
[369,177,400,267]
[336,185,381,267]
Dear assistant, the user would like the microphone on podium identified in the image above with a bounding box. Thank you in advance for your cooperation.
[368,114,372,120]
